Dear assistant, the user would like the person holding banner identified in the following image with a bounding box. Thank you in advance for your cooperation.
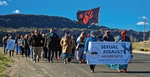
[76,32,86,63]
[114,30,132,72]
[6,34,15,57]
[102,30,115,41]
[84,30,100,73]
[101,30,117,71]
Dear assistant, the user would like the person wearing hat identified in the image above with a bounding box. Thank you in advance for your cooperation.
[84,30,100,73]
[102,30,115,41]
[112,30,132,72]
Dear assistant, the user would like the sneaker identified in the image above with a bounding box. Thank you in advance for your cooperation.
[64,59,66,64]
[45,59,47,61]
[50,61,53,63]
[33,61,36,63]
[123,69,127,73]
[118,69,121,72]
[66,59,68,63]
[79,60,82,64]
[91,69,94,73]
[57,56,60,60]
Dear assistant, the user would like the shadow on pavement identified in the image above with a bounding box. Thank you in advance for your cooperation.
[130,61,150,63]
[94,71,150,73]
[127,71,150,73]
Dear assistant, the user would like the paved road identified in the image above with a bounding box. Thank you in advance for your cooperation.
[1,48,150,77]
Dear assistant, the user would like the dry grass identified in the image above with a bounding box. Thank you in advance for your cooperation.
[132,40,150,52]
[0,51,12,77]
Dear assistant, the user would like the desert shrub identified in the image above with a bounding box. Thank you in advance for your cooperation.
[139,48,144,51]
[144,49,149,52]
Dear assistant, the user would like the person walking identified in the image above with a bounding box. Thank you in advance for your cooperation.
[23,34,30,58]
[2,34,8,54]
[7,34,15,57]
[45,28,59,63]
[60,31,73,64]
[28,32,34,61]
[114,30,132,72]
[101,30,116,71]
[84,31,100,73]
[102,30,115,41]
[20,35,25,57]
[71,35,76,59]
[55,38,62,60]
[28,30,43,63]
[76,32,86,63]
[43,34,48,61]
[15,34,22,55]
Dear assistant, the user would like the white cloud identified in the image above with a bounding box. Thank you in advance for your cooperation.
[0,1,8,6]
[136,21,148,25]
[13,10,20,14]
[142,16,147,19]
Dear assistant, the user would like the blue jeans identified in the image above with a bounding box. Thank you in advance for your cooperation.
[76,47,86,60]
[30,47,34,60]
[16,45,21,54]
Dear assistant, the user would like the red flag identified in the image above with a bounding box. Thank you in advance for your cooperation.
[77,7,100,25]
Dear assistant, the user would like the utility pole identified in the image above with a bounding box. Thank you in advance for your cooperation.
[143,18,147,42]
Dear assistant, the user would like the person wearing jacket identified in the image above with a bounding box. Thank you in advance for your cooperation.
[28,30,43,63]
[15,34,22,55]
[22,34,30,58]
[84,31,100,73]
[28,32,34,61]
[45,28,59,63]
[113,30,132,72]
[2,34,8,54]
[20,35,25,57]
[60,31,73,64]
[7,34,15,57]
[102,30,115,41]
[76,32,86,63]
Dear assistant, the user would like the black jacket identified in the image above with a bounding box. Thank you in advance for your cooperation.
[22,38,29,49]
[28,35,43,47]
[2,37,8,44]
[45,33,59,48]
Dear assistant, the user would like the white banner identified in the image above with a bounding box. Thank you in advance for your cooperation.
[17,39,22,46]
[6,39,15,50]
[86,42,131,65]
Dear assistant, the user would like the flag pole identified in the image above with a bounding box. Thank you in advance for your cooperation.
[98,7,100,26]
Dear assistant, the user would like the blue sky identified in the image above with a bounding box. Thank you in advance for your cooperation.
[0,0,150,32]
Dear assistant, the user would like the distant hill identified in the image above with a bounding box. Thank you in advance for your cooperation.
[0,14,150,45]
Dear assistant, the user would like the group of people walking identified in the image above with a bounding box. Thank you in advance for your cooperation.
[2,28,132,73]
